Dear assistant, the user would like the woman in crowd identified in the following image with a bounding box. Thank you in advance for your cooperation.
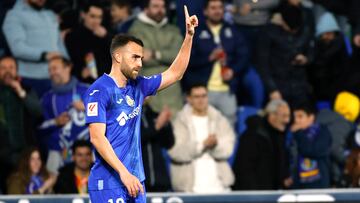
[7,147,57,194]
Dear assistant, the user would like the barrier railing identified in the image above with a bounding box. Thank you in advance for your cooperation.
[1,189,360,203]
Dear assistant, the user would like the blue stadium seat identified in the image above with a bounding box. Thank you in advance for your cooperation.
[316,101,331,111]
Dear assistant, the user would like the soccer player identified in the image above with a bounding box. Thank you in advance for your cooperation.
[84,6,198,203]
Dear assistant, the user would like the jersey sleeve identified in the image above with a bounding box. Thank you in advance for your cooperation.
[138,74,162,97]
[85,86,109,124]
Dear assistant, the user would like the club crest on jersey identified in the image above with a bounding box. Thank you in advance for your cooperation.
[87,102,98,116]
[125,95,135,107]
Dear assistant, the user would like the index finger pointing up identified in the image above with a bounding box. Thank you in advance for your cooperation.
[184,5,190,19]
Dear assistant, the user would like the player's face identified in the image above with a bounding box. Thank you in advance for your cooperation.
[188,87,209,113]
[82,6,103,31]
[145,0,166,23]
[29,150,42,175]
[0,57,17,83]
[204,0,224,25]
[48,59,71,85]
[73,147,92,171]
[120,42,143,80]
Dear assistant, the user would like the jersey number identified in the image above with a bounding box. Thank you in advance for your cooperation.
[108,198,124,203]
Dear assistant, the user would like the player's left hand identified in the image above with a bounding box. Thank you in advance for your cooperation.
[184,5,198,36]
[120,171,144,198]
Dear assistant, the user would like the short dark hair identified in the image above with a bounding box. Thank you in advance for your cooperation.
[110,34,144,54]
[186,83,208,96]
[48,56,72,67]
[72,140,92,154]
[204,0,225,9]
[0,55,18,69]
[293,102,316,116]
[111,0,131,8]
[111,0,132,15]
[143,0,168,9]
[82,0,104,13]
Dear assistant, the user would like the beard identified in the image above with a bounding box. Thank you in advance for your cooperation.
[149,12,166,23]
[121,67,138,80]
[208,17,222,25]
[1,72,16,85]
[28,1,45,11]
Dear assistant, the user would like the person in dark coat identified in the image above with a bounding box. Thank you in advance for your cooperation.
[0,56,42,193]
[308,12,350,101]
[256,2,314,106]
[54,140,93,194]
[141,100,174,192]
[291,103,332,189]
[233,99,291,190]
[64,1,112,83]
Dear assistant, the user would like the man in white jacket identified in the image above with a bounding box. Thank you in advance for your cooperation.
[168,83,235,193]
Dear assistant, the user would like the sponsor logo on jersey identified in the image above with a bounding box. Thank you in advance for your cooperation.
[87,102,98,116]
[116,105,140,126]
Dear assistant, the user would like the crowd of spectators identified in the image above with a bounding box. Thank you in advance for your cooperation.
[1,0,360,195]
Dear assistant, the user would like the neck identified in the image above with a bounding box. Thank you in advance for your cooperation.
[62,76,71,85]
[192,109,207,116]
[74,167,89,177]
[109,65,127,87]
[206,20,221,28]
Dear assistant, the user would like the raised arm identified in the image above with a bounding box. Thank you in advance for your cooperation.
[89,123,144,197]
[158,5,198,91]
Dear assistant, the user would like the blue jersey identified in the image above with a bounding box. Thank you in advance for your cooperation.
[85,73,162,191]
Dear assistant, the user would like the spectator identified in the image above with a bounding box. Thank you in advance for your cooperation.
[54,140,93,194]
[232,0,279,56]
[7,147,57,194]
[341,149,360,188]
[110,0,137,34]
[317,91,358,186]
[168,84,235,193]
[308,12,350,101]
[311,0,359,47]
[233,99,291,190]
[40,56,89,174]
[141,100,174,192]
[2,0,68,97]
[0,55,42,193]
[291,103,332,189]
[65,1,112,83]
[286,0,315,52]
[185,0,249,123]
[348,0,360,48]
[256,2,313,105]
[128,0,183,114]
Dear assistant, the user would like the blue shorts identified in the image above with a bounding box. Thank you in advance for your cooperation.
[89,182,146,203]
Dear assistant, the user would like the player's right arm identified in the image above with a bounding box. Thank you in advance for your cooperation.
[89,123,144,197]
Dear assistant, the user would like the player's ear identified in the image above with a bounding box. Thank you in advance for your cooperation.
[113,52,122,64]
